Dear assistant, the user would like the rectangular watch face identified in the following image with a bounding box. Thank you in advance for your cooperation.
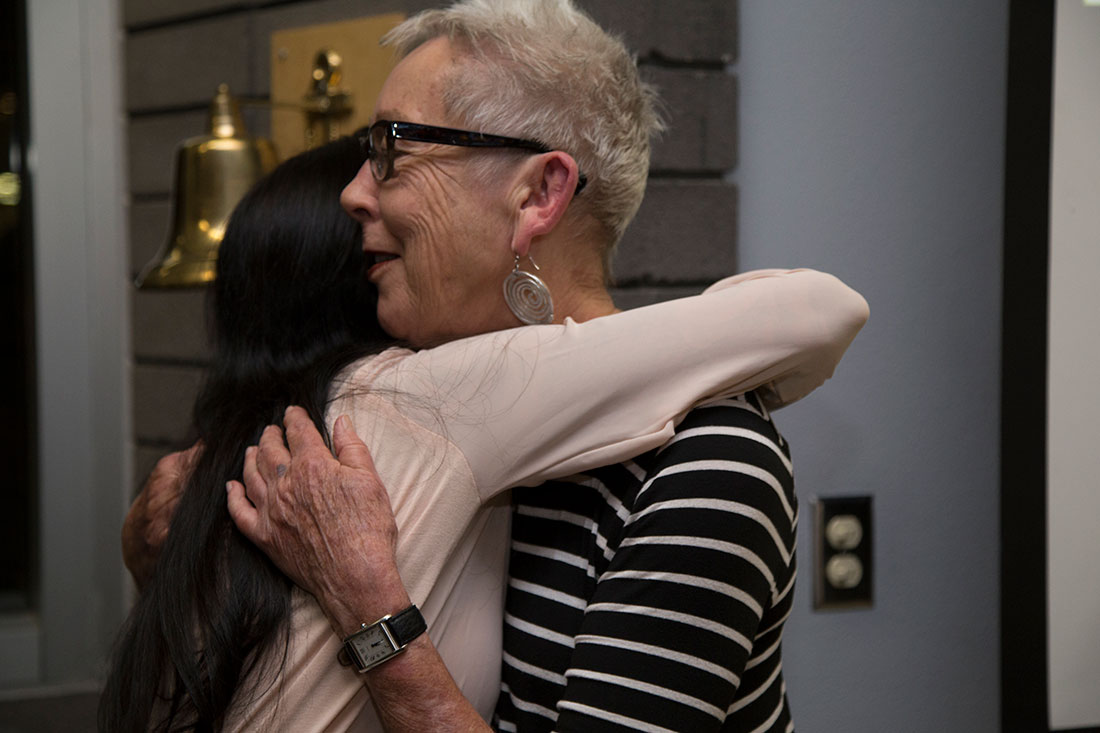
[348,622,399,671]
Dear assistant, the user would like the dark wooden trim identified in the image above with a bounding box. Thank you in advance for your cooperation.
[1000,0,1054,730]
[1,0,37,611]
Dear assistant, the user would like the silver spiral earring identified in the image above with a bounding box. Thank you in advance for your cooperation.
[503,254,554,325]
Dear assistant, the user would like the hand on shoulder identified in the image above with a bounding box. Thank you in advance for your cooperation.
[122,443,201,589]
[226,407,411,635]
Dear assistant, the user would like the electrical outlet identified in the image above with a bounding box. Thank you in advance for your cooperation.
[813,495,873,610]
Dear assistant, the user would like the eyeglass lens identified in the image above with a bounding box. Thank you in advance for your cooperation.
[369,124,390,181]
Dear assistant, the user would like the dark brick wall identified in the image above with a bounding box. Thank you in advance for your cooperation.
[125,0,738,479]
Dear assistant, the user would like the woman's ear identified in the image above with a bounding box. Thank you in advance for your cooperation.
[510,151,581,257]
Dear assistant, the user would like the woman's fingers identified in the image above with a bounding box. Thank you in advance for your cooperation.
[333,414,377,473]
[256,423,291,483]
[283,406,329,456]
[226,480,260,541]
[241,445,267,507]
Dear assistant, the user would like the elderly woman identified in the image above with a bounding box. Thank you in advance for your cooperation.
[111,135,858,732]
[126,1,867,731]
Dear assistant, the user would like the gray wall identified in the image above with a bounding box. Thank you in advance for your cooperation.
[732,3,1006,731]
[1047,0,1100,726]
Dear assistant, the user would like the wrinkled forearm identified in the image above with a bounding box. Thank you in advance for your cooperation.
[366,636,490,732]
[317,562,489,732]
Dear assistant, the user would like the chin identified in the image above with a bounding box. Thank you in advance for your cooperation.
[375,306,411,344]
[381,313,442,349]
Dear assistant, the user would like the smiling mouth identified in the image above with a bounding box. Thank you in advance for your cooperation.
[368,252,399,266]
[366,252,399,276]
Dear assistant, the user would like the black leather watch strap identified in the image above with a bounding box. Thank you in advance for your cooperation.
[386,604,427,646]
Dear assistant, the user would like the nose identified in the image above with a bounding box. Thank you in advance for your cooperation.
[340,160,380,224]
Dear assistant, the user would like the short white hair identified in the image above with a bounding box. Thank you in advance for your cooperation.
[383,0,664,261]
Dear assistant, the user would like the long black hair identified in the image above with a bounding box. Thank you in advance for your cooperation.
[100,137,391,732]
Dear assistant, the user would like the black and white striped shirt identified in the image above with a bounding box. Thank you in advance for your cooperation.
[494,392,797,732]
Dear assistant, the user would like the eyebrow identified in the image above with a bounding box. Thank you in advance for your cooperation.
[371,110,403,123]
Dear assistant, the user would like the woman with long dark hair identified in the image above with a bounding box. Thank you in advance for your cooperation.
[103,138,866,731]
[100,137,389,731]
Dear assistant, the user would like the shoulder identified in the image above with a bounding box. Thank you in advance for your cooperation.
[647,391,793,486]
[633,391,797,547]
[627,392,798,601]
[332,346,412,387]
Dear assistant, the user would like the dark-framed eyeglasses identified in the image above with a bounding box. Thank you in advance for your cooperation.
[357,120,587,193]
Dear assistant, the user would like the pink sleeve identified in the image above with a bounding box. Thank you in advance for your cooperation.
[379,269,868,500]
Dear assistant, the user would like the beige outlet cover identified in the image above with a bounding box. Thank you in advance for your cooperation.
[270,13,405,160]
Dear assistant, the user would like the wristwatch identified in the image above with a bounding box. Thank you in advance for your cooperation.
[338,605,427,673]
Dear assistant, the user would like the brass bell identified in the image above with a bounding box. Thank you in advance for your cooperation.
[136,84,278,288]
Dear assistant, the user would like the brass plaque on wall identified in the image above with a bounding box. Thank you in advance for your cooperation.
[270,13,404,159]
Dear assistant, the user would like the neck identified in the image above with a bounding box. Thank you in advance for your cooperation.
[528,224,619,323]
[556,288,618,323]
[540,246,617,324]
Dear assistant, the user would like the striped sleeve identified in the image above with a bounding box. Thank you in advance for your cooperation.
[553,397,797,733]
